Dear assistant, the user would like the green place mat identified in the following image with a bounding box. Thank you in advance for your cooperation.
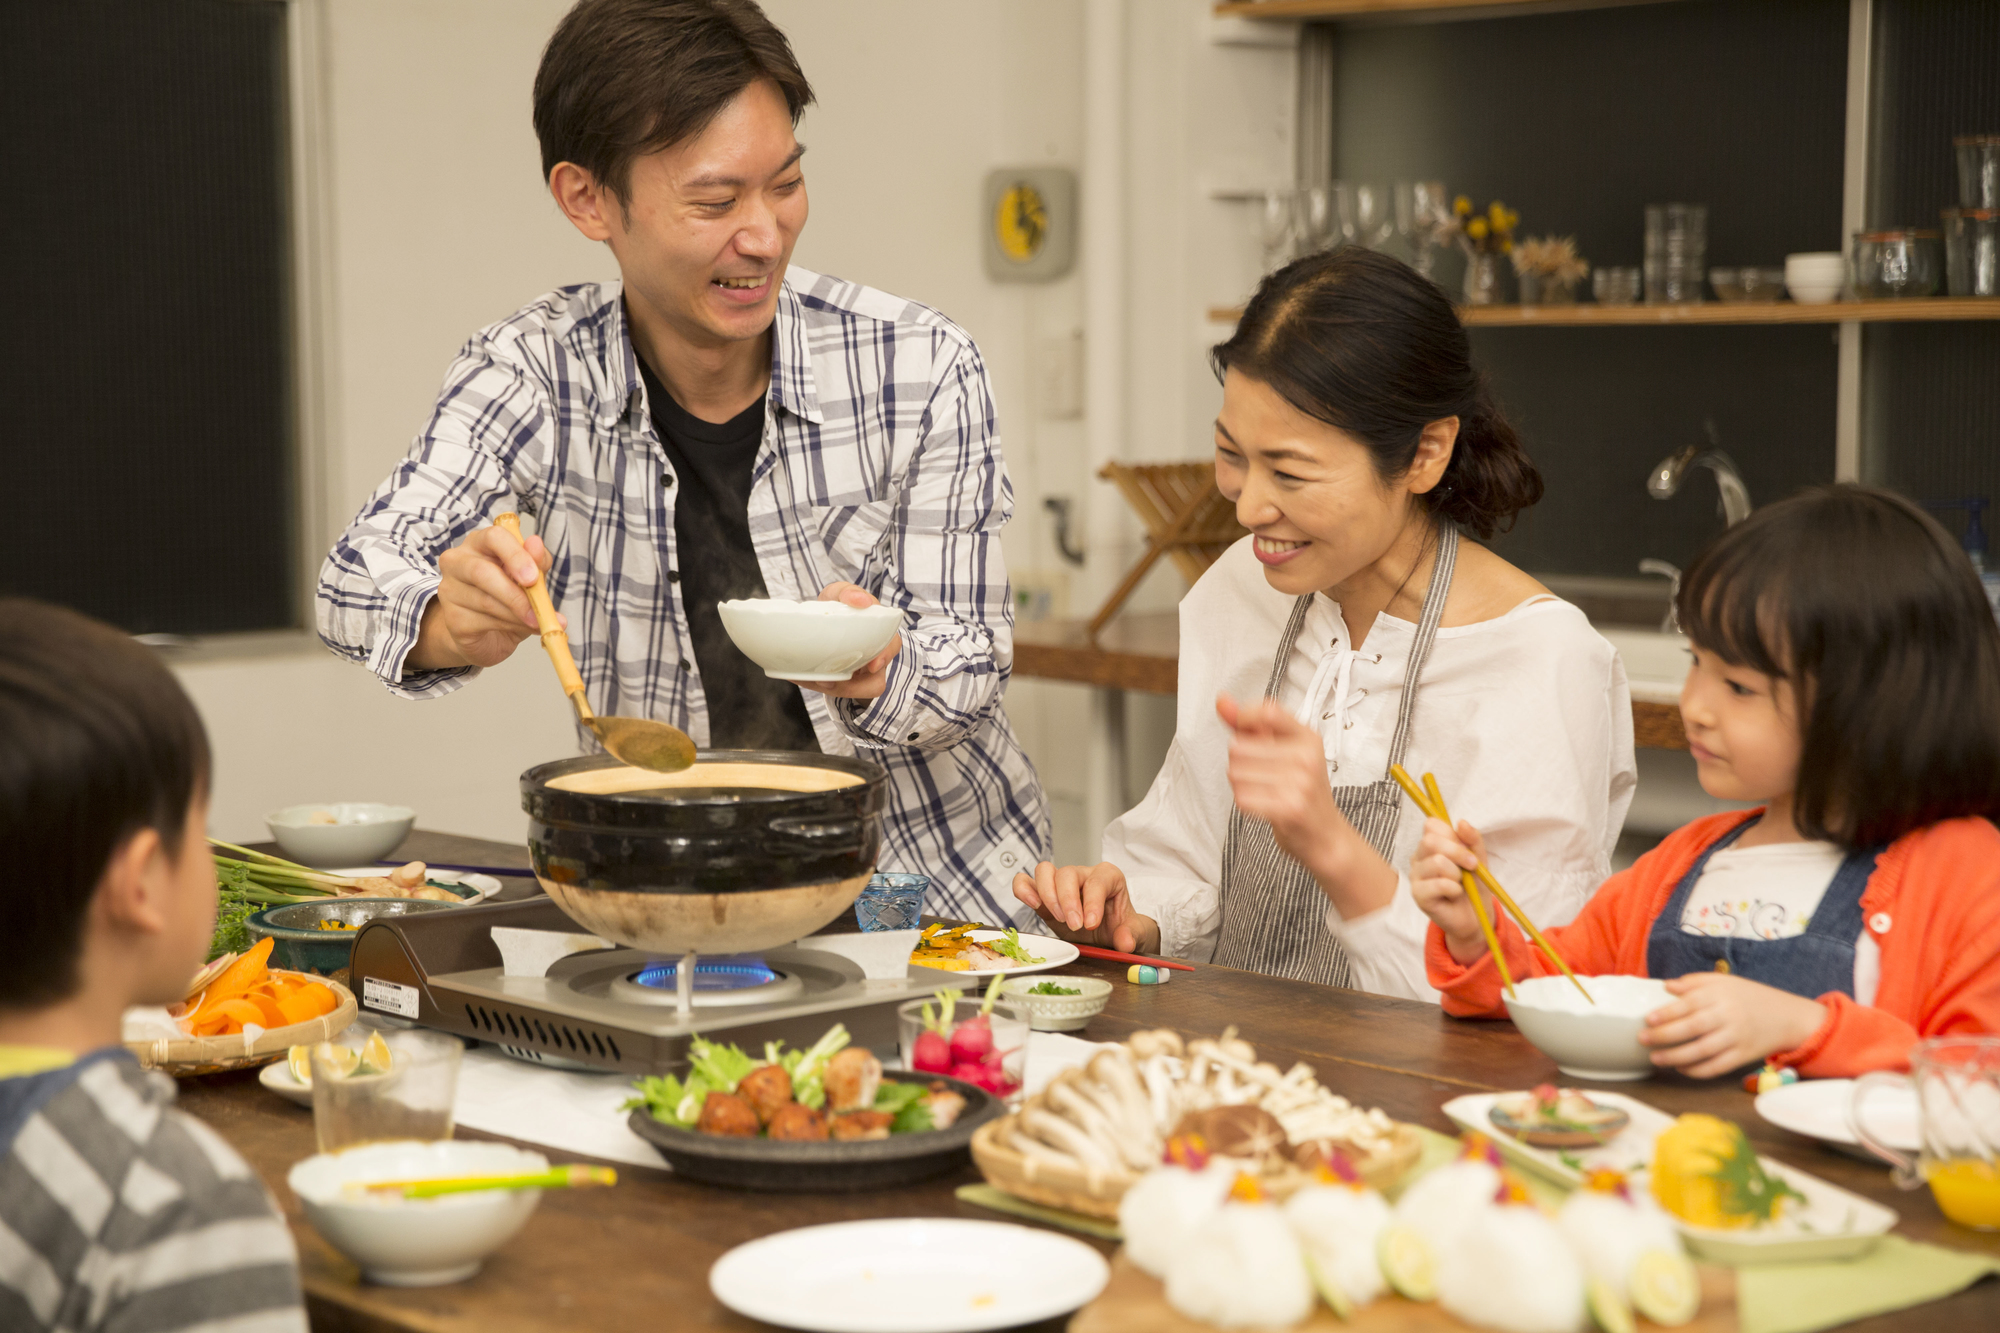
[955,1183,1123,1240]
[1735,1234,2000,1333]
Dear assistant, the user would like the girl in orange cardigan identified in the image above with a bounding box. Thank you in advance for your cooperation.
[1414,486,2000,1079]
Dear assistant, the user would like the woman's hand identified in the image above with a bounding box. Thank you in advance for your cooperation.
[1011,861,1159,955]
[1216,694,1397,918]
[1640,973,1828,1079]
[1409,816,1494,966]
[1215,695,1350,877]
[795,583,902,700]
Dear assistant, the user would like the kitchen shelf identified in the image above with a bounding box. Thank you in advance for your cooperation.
[1213,0,1678,21]
[1205,298,2000,326]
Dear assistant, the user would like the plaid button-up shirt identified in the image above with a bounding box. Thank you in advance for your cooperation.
[316,268,1050,921]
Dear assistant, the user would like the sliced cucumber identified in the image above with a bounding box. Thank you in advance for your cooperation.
[1587,1277,1635,1333]
[1630,1248,1700,1326]
[1376,1224,1436,1303]
[1302,1250,1354,1320]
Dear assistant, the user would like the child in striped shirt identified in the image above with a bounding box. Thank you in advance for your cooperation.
[0,598,306,1332]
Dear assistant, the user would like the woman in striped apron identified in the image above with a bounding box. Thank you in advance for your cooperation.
[1013,249,1637,1000]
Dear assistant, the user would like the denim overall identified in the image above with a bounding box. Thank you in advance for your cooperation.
[1644,820,1881,998]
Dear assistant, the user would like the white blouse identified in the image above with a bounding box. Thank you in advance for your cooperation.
[1103,537,1638,1002]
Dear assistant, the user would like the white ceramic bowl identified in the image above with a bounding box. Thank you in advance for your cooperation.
[1784,252,1847,305]
[716,598,903,682]
[266,803,415,867]
[288,1140,547,1286]
[1001,976,1113,1031]
[1503,974,1671,1081]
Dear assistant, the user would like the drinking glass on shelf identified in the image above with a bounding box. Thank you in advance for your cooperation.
[1257,189,1298,272]
[1295,184,1336,257]
[1396,179,1450,277]
[1644,203,1708,304]
[311,1028,463,1154]
[1352,181,1396,249]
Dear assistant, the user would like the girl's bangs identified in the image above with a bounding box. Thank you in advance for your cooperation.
[1677,538,1794,680]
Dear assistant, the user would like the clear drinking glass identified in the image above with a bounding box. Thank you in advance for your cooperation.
[855,872,930,932]
[1851,1035,2000,1230]
[1644,203,1708,304]
[311,1028,463,1153]
[1956,134,2000,210]
[1257,190,1298,272]
[1294,184,1336,257]
[1943,208,2000,297]
[1351,181,1396,249]
[898,995,1029,1104]
[1396,180,1450,277]
[1593,266,1643,304]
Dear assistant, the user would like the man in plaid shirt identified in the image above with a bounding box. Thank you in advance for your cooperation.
[316,0,1048,920]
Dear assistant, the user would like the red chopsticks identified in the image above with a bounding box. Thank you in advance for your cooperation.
[1076,945,1195,972]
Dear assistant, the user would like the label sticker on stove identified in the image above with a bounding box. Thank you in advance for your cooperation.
[361,977,420,1019]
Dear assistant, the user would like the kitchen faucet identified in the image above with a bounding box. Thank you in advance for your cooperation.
[1648,421,1752,527]
[1638,423,1750,636]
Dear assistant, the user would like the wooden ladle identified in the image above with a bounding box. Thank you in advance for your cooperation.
[493,513,697,774]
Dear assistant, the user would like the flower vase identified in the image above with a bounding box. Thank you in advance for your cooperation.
[1464,253,1504,306]
[1519,273,1578,306]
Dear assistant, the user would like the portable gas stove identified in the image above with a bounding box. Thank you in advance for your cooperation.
[348,897,943,1075]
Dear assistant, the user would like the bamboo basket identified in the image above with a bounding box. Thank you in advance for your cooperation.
[125,973,358,1077]
[972,1110,1426,1221]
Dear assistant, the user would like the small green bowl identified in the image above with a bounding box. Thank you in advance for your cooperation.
[246,898,462,977]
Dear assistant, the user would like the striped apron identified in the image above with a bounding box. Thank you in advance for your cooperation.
[1212,524,1459,984]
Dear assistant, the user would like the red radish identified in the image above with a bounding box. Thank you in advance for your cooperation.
[911,1030,952,1074]
[949,1017,994,1065]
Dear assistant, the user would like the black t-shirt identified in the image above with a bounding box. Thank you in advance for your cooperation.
[638,358,819,753]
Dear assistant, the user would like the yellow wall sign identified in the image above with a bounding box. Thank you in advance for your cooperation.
[983,167,1075,282]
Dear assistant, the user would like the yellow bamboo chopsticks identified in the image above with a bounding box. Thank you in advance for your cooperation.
[1389,765,1593,1005]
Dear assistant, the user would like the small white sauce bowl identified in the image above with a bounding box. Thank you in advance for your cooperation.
[717,597,903,681]
[1001,976,1114,1031]
[266,802,416,867]
[288,1139,548,1286]
[1503,974,1672,1082]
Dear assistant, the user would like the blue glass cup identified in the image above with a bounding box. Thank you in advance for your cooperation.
[855,872,929,932]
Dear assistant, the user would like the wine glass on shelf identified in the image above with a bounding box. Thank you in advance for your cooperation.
[1352,182,1397,249]
[1396,180,1451,277]
[1258,189,1299,272]
[1295,184,1336,257]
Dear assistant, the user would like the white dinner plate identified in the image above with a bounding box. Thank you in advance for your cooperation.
[258,1059,313,1107]
[328,867,503,903]
[1445,1090,1897,1264]
[709,1217,1109,1333]
[1756,1077,1922,1154]
[912,929,1081,978]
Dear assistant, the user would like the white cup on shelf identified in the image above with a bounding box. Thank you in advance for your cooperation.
[1784,251,1847,304]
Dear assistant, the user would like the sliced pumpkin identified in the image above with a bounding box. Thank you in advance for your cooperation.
[293,981,338,1019]
[195,997,268,1036]
[192,936,274,1015]
[245,992,288,1029]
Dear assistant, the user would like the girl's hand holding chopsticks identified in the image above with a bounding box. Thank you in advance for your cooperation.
[1409,816,1505,967]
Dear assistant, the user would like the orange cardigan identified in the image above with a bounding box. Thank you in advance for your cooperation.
[1425,811,2000,1077]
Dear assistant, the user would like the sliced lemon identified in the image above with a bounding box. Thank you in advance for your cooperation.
[311,1041,360,1080]
[1376,1224,1436,1302]
[1303,1251,1354,1319]
[1587,1276,1635,1333]
[287,1044,315,1088]
[1630,1248,1700,1327]
[356,1030,395,1076]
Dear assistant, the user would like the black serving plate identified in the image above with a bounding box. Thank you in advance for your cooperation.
[626,1070,1004,1192]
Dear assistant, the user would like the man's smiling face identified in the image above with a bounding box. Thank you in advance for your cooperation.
[605,78,808,350]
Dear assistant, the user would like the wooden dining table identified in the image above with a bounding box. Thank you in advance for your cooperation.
[178,832,1993,1332]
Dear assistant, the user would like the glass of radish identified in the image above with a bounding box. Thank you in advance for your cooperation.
[898,978,1028,1104]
